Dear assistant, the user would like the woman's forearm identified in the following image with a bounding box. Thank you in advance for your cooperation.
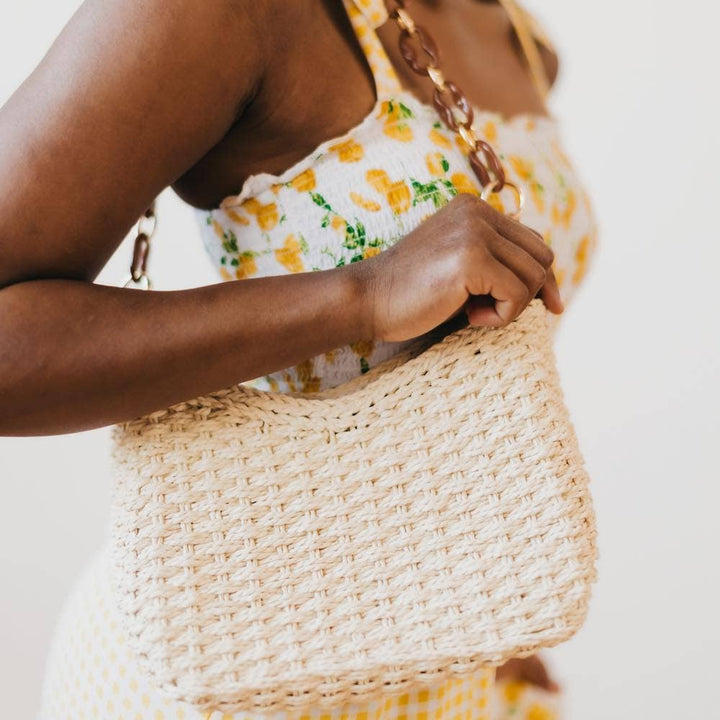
[0,266,371,436]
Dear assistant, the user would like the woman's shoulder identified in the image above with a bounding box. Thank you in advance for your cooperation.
[0,0,268,291]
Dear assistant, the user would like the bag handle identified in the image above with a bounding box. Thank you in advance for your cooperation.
[384,0,523,201]
[122,200,157,290]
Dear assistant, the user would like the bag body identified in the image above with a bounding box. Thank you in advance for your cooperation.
[108,298,597,714]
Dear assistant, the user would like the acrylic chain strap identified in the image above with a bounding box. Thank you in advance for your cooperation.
[386,0,524,213]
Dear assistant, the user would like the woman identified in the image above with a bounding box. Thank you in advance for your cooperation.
[0,0,598,717]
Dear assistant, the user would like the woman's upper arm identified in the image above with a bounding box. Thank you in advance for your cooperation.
[0,0,265,289]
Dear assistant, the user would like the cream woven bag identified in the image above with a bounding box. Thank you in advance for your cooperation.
[108,297,597,714]
[110,1,597,711]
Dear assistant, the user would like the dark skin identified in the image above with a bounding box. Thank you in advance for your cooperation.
[0,0,562,689]
[173,0,558,209]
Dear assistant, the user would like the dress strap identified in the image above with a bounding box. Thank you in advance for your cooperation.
[496,0,553,99]
[344,0,553,102]
[351,0,390,28]
[342,0,404,99]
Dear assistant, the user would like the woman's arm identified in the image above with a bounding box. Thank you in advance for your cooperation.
[0,0,371,436]
[0,0,563,437]
[0,272,367,436]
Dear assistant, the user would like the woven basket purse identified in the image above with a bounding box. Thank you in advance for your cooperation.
[109,0,597,712]
[108,298,597,714]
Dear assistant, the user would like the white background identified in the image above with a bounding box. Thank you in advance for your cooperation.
[1,0,719,717]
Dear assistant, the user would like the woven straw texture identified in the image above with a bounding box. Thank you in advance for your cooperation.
[108,298,597,714]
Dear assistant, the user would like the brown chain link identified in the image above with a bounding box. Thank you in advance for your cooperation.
[386,0,507,193]
[123,200,157,290]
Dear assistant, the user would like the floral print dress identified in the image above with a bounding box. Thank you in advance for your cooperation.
[38,1,598,719]
[196,1,598,395]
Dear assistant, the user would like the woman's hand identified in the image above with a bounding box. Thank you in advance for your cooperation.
[352,193,564,343]
[495,654,561,693]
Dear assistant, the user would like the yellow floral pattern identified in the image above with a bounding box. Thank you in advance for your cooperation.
[275,234,307,273]
[195,0,598,398]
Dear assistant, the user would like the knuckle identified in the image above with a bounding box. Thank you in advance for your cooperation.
[477,197,499,219]
[523,225,554,266]
[447,193,485,228]
[451,191,480,213]
[472,236,494,265]
[458,223,492,261]
[528,262,547,289]
[538,243,555,267]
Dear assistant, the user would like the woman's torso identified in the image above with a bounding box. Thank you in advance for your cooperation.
[171,0,557,212]
[39,2,595,717]
[183,0,599,393]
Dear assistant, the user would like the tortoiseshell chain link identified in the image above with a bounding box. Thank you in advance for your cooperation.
[385,0,524,216]
[123,200,157,290]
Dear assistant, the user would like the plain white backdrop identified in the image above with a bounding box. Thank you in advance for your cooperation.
[1,0,719,717]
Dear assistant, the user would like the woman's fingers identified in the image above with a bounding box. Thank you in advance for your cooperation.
[537,264,564,314]
[464,253,531,327]
[480,206,565,314]
[488,229,548,296]
[488,229,565,314]
[481,202,556,269]
[495,655,561,693]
